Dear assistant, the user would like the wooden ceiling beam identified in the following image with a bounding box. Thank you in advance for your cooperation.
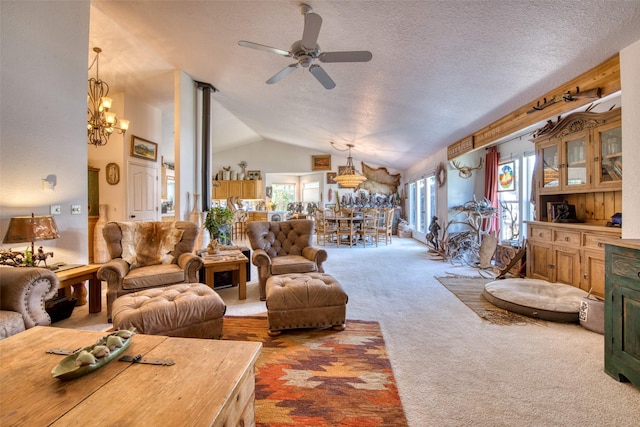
[447,54,620,160]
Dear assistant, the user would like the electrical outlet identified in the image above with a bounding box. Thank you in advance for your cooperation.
[71,205,81,215]
[50,205,61,215]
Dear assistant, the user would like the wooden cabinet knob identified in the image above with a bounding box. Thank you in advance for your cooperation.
[598,242,604,248]
[564,237,570,241]
[539,232,544,237]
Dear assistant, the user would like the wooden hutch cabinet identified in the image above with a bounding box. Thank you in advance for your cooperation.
[526,108,622,298]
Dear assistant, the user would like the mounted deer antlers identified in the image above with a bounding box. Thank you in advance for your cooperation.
[451,158,484,179]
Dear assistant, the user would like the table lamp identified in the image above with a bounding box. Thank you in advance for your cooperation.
[2,213,60,267]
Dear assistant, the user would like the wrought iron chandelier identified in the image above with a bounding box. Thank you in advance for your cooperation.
[331,143,367,188]
[87,47,129,146]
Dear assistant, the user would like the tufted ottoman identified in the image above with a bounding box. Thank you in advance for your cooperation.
[265,273,348,336]
[112,283,226,339]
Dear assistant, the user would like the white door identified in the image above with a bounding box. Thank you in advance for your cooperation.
[128,162,158,221]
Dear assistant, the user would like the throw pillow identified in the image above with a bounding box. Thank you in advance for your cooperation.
[118,222,184,269]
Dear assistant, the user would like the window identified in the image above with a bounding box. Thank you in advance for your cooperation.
[302,181,320,205]
[271,183,295,211]
[408,175,437,235]
[497,153,535,242]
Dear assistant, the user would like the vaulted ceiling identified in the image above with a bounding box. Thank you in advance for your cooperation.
[89,0,640,171]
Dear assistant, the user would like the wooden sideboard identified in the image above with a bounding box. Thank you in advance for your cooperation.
[604,240,640,388]
[526,221,620,298]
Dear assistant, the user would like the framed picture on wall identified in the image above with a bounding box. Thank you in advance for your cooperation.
[497,161,515,192]
[312,155,331,171]
[130,135,158,161]
[247,170,261,180]
[326,172,337,184]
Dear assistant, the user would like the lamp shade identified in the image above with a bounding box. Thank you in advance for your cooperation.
[3,215,60,244]
[332,144,367,188]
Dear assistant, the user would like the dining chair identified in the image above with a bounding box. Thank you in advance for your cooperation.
[377,207,394,245]
[336,208,356,247]
[323,208,338,245]
[358,208,379,247]
[314,209,336,246]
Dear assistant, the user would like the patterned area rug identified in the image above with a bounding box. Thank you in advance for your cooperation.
[436,276,546,326]
[222,316,408,426]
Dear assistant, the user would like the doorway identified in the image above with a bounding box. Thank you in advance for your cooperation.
[128,162,158,221]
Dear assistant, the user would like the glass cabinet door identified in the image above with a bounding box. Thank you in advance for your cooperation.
[541,144,559,189]
[596,125,622,187]
[563,135,587,188]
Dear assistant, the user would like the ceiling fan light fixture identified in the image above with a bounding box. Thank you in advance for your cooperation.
[332,143,367,188]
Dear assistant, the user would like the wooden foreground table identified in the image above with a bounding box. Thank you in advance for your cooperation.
[0,327,261,426]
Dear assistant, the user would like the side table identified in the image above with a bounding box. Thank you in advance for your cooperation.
[201,252,248,300]
[54,264,102,313]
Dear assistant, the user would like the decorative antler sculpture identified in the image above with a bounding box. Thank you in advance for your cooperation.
[451,158,484,179]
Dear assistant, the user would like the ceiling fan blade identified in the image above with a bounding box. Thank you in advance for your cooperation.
[319,51,373,63]
[266,63,299,84]
[301,12,322,50]
[238,40,291,57]
[309,64,335,89]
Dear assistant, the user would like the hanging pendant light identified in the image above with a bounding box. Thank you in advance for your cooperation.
[87,47,130,146]
[331,143,367,188]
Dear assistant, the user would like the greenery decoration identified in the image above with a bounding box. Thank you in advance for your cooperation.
[204,206,234,239]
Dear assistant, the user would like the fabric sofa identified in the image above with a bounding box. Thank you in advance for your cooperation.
[0,267,59,339]
[97,221,203,319]
[246,220,328,300]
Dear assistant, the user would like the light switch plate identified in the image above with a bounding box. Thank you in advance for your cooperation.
[50,205,61,215]
[71,205,81,215]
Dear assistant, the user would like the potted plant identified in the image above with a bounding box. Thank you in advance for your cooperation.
[204,206,234,247]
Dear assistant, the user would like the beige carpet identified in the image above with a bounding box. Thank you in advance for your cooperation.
[436,276,547,326]
[55,237,640,426]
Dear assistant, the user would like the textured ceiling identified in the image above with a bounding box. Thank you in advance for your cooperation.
[89,0,640,171]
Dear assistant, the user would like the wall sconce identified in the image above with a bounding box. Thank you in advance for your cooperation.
[42,174,57,190]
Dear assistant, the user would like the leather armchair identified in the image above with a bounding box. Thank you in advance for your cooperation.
[246,220,327,300]
[98,221,203,319]
[0,267,59,339]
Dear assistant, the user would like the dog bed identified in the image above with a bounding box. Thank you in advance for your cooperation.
[483,278,588,322]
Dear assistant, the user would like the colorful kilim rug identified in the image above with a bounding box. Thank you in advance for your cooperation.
[221,316,408,427]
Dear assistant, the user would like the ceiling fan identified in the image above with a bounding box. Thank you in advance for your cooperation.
[238,3,372,89]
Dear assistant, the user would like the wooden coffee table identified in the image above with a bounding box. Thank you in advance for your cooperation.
[0,327,261,426]
[54,264,102,313]
[201,252,248,299]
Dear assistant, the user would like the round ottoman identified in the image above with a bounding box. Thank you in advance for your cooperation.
[112,283,226,339]
[483,278,588,322]
[266,273,348,336]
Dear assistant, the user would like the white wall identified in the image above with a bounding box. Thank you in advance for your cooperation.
[621,39,640,238]
[213,139,400,208]
[175,70,198,220]
[88,93,163,222]
[0,1,91,264]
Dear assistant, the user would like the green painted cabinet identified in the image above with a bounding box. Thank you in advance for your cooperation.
[604,241,640,388]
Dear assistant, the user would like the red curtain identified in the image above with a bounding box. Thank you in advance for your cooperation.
[483,147,500,236]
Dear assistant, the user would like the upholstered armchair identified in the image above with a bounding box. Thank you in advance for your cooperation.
[0,267,59,339]
[246,220,328,300]
[97,221,203,319]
